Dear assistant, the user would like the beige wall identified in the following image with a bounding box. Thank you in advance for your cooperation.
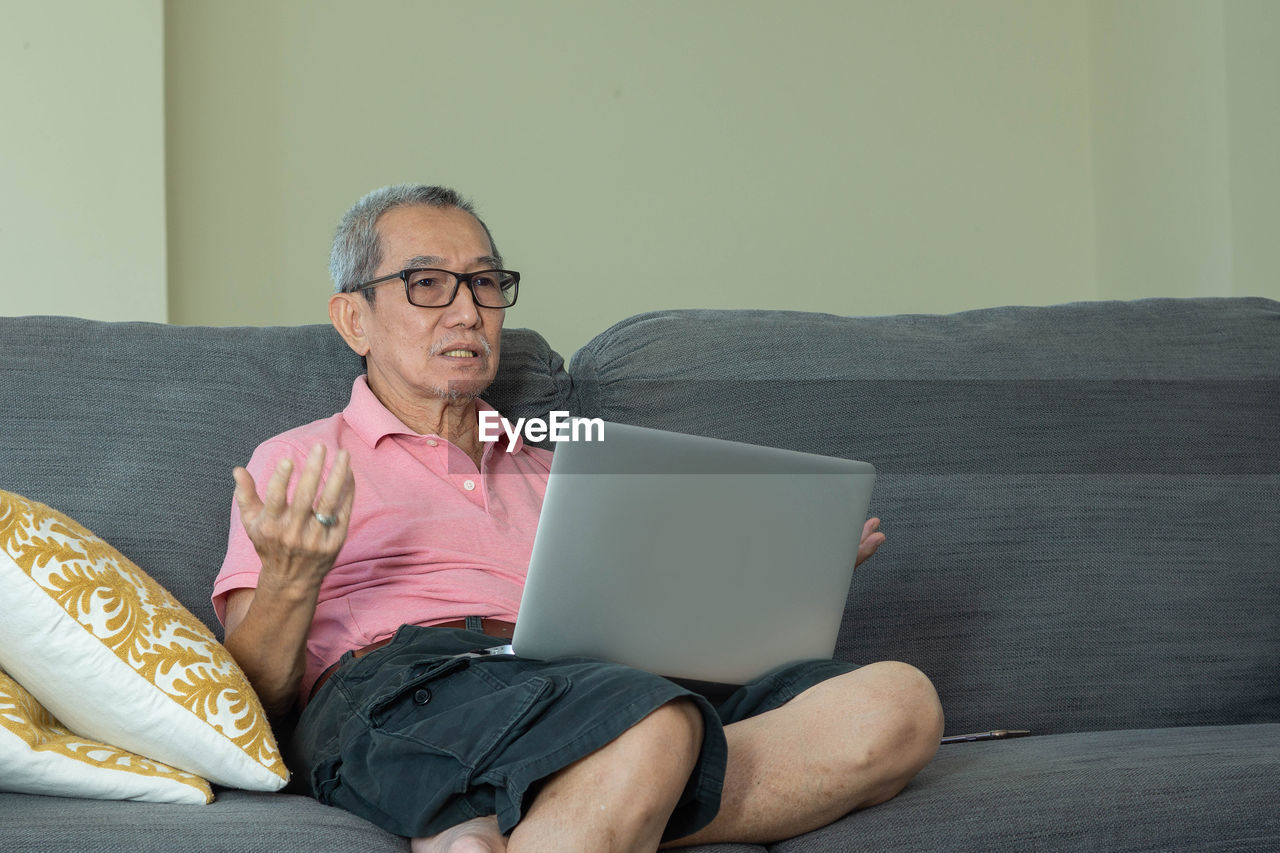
[2,0,167,322]
[4,2,1275,353]
[1090,0,1233,299]
[166,0,1099,353]
[1224,0,1280,300]
[1088,0,1280,303]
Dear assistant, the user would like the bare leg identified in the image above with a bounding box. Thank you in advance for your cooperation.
[411,816,506,853]
[663,660,944,847]
[507,699,704,852]
[412,698,704,853]
[411,663,941,852]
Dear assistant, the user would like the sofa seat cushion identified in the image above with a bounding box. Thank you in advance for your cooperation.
[775,723,1280,852]
[0,788,771,853]
[0,790,408,853]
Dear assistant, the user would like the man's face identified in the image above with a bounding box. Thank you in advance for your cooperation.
[359,204,505,404]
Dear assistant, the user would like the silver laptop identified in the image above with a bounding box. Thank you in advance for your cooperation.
[511,421,876,684]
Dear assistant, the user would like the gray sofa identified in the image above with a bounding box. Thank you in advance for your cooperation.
[1,297,1277,852]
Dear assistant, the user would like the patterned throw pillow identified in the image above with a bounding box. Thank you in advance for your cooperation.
[0,490,288,792]
[0,666,213,804]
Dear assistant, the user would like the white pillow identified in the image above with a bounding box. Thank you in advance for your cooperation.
[0,666,213,804]
[0,489,289,791]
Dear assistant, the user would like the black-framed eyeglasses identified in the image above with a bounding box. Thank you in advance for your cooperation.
[352,268,519,308]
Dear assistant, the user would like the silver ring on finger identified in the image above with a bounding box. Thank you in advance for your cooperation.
[313,511,339,528]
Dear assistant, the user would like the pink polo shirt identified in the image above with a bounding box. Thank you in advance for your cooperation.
[212,375,552,702]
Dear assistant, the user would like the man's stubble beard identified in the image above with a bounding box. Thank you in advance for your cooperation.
[427,336,497,403]
[431,381,490,404]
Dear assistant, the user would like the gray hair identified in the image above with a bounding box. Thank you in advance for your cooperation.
[329,184,502,300]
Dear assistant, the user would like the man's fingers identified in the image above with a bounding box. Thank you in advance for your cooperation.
[290,444,329,523]
[232,467,263,516]
[314,448,353,520]
[262,457,295,513]
[855,517,886,567]
[241,446,352,540]
[338,463,356,514]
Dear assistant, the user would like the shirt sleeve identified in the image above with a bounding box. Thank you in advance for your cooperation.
[210,437,311,626]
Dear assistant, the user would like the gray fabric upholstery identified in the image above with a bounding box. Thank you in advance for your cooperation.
[773,724,1280,853]
[0,791,407,853]
[0,790,766,853]
[1,300,1276,851]
[568,298,1280,736]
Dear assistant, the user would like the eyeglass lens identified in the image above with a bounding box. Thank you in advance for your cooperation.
[405,270,517,307]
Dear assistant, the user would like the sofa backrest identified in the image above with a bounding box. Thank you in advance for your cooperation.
[0,317,570,633]
[5,301,1276,738]
[567,298,1280,736]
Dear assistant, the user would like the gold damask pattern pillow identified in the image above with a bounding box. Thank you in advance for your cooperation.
[0,667,213,804]
[0,490,288,791]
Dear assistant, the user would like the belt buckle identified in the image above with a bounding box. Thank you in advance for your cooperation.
[457,644,514,659]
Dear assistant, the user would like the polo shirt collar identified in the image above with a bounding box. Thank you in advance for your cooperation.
[343,375,525,453]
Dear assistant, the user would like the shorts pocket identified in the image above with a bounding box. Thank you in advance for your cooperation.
[460,673,568,779]
[364,655,473,727]
[370,663,569,778]
[325,664,572,837]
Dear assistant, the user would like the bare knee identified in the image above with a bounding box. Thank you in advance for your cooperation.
[847,661,944,803]
[634,698,705,774]
[546,698,703,846]
[610,699,704,823]
[870,660,943,726]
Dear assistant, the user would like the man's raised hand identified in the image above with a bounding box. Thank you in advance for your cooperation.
[232,443,355,590]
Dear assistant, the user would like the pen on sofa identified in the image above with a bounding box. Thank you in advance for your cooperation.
[941,729,1031,744]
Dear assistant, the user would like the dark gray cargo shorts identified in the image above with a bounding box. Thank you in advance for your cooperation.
[289,624,856,840]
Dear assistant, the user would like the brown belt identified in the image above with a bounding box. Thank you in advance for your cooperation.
[308,618,516,701]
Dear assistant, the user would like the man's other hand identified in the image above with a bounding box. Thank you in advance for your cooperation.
[855,517,885,568]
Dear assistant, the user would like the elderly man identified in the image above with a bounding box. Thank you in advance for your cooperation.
[214,184,943,852]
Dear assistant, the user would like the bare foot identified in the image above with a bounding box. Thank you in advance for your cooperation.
[411,816,506,853]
